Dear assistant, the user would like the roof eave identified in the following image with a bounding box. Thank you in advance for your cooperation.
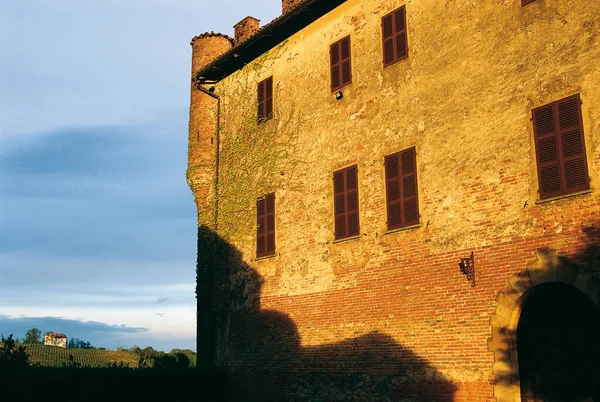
[196,0,346,84]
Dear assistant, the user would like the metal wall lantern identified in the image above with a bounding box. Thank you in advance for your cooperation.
[459,251,475,287]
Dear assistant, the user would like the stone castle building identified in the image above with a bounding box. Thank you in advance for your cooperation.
[187,0,600,400]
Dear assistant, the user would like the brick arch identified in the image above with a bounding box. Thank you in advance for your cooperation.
[488,249,600,402]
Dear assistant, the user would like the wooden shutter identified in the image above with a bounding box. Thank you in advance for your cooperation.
[385,147,419,230]
[401,148,419,225]
[395,7,408,62]
[558,95,588,194]
[385,153,402,228]
[265,193,275,254]
[330,36,351,91]
[256,193,275,257]
[330,41,341,91]
[257,80,265,121]
[346,165,359,237]
[533,94,589,200]
[265,77,273,119]
[382,14,394,66]
[333,170,346,239]
[257,77,273,122]
[382,6,408,67]
[334,165,360,240]
[340,37,351,86]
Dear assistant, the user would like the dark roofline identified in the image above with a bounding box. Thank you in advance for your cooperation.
[190,32,234,46]
[46,333,67,338]
[195,0,347,84]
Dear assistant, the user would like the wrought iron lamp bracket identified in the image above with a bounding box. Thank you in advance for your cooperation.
[459,251,475,287]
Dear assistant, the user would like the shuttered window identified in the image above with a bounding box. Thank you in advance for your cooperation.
[533,94,589,200]
[257,76,273,122]
[522,0,535,6]
[333,165,360,240]
[385,147,419,230]
[330,36,352,92]
[382,6,408,67]
[256,193,275,258]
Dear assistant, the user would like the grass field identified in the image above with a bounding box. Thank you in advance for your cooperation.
[15,344,139,368]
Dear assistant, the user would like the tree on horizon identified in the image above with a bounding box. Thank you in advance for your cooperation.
[24,328,41,345]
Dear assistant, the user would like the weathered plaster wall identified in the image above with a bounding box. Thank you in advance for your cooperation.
[188,0,600,399]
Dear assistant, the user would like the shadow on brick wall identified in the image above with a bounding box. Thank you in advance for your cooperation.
[197,226,457,401]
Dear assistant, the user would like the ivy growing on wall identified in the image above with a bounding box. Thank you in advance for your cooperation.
[217,85,303,242]
[191,41,305,357]
[206,40,305,246]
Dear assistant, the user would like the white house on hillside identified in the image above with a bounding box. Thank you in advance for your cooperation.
[43,333,67,348]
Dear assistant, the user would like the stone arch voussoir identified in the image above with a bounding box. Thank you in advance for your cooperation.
[488,249,600,401]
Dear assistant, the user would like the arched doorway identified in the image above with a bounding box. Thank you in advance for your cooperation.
[517,283,600,401]
[489,250,600,401]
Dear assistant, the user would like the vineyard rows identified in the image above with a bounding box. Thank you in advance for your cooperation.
[18,344,139,368]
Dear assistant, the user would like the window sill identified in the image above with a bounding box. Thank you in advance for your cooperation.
[331,82,351,94]
[385,223,421,235]
[257,117,273,125]
[535,189,593,204]
[332,234,361,244]
[255,253,277,261]
[383,55,408,69]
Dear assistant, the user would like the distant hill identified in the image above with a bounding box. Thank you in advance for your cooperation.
[14,344,139,368]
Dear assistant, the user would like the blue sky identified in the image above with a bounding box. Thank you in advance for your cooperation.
[0,0,280,352]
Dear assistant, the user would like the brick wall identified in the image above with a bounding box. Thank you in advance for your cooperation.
[233,17,260,45]
[189,0,600,400]
[188,33,233,365]
[282,0,305,15]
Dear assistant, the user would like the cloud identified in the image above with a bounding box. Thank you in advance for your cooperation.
[0,282,196,351]
[0,0,296,355]
[0,315,148,348]
[0,314,147,334]
[0,313,195,352]
[0,253,196,294]
[0,126,139,177]
[0,116,197,264]
[0,114,189,189]
[0,0,282,137]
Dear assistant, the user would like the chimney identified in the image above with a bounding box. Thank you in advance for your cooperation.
[233,16,260,45]
[282,0,304,14]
